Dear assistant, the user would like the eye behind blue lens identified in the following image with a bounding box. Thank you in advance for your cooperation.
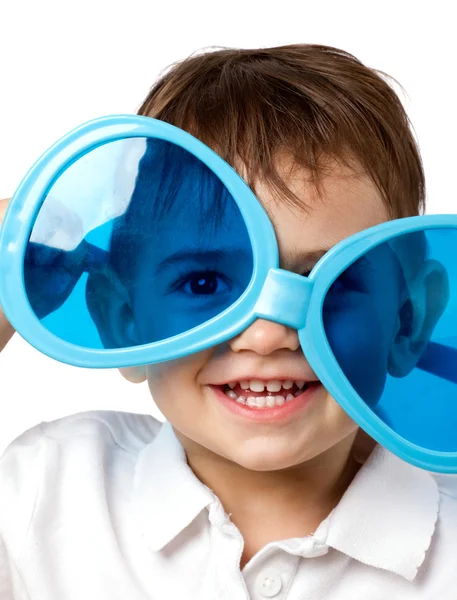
[23,136,255,349]
[178,271,230,296]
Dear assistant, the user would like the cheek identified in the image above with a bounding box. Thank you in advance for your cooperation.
[146,364,189,426]
[146,362,186,403]
[145,364,169,396]
[145,350,213,412]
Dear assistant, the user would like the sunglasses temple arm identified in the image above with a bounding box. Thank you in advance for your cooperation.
[416,341,457,384]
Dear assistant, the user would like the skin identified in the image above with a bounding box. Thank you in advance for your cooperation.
[0,198,15,351]
[119,156,386,568]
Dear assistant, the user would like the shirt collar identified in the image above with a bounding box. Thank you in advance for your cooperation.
[132,422,439,582]
[131,421,216,552]
[319,443,439,582]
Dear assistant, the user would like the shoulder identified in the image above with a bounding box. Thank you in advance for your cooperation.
[41,409,161,451]
[0,410,163,554]
[1,409,162,458]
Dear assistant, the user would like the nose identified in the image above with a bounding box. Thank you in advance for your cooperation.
[229,318,300,355]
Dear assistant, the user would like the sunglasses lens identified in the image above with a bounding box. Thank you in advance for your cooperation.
[322,228,457,452]
[24,137,254,349]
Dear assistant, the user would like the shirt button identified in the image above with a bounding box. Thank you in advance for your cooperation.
[255,568,283,597]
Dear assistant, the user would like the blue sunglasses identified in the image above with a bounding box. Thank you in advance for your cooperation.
[1,115,457,473]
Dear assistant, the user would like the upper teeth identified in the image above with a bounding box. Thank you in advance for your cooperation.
[228,379,306,392]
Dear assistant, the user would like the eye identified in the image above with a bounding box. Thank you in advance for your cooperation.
[176,270,231,296]
[329,277,346,294]
[330,258,370,294]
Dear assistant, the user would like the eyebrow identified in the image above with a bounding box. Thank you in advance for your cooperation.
[155,248,250,273]
[281,248,331,269]
[302,249,330,263]
[156,246,331,275]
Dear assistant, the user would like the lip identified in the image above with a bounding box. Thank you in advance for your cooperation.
[210,382,322,423]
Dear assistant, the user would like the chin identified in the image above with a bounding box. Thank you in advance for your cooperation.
[227,445,305,472]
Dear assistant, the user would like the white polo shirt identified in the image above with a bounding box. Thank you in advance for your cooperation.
[0,409,456,599]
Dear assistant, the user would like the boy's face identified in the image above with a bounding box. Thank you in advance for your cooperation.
[121,157,391,471]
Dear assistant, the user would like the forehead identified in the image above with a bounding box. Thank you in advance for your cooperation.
[251,157,390,271]
[131,149,390,273]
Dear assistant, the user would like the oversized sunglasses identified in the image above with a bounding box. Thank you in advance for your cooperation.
[1,115,457,473]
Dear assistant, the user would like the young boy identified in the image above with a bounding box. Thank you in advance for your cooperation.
[1,43,456,599]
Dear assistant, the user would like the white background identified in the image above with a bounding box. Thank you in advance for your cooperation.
[0,0,455,454]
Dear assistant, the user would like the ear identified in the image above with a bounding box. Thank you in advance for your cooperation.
[86,269,140,348]
[388,259,449,378]
[86,271,147,383]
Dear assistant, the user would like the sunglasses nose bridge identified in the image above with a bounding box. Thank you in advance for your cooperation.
[253,268,312,330]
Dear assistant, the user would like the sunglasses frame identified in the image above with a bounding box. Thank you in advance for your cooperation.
[1,114,457,473]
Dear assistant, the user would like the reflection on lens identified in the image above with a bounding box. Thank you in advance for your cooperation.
[323,229,457,451]
[24,137,254,349]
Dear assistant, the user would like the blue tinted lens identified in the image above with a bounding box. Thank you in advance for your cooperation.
[24,137,254,348]
[323,229,457,451]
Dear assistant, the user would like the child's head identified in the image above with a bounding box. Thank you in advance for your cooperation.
[107,44,426,471]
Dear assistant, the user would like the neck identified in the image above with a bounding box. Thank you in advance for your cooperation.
[174,429,368,566]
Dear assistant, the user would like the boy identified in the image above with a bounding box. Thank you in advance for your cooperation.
[0,43,456,599]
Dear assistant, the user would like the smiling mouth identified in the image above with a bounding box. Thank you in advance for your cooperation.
[219,379,311,409]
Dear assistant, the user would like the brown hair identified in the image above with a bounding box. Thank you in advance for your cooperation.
[137,44,425,219]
